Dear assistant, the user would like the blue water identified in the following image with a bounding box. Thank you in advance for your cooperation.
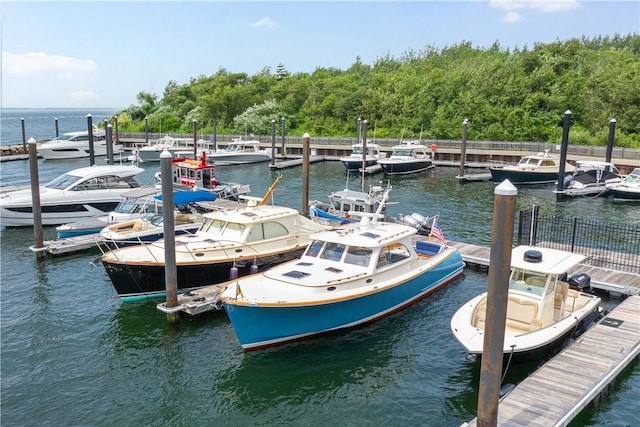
[1,110,638,426]
[1,108,118,146]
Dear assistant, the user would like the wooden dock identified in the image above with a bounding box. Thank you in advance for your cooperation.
[463,294,640,427]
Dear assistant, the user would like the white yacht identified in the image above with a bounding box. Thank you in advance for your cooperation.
[37,129,121,160]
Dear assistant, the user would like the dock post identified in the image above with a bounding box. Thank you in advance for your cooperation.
[114,115,119,144]
[357,118,361,144]
[105,124,113,164]
[54,117,59,137]
[458,119,469,178]
[606,119,616,164]
[555,110,571,201]
[160,150,179,323]
[145,116,149,146]
[21,118,27,150]
[192,119,197,160]
[271,119,276,166]
[213,118,217,152]
[302,133,310,217]
[361,120,368,191]
[281,117,286,157]
[87,114,95,166]
[477,179,517,427]
[28,138,45,259]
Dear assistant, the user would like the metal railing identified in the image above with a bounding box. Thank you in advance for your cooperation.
[517,206,640,273]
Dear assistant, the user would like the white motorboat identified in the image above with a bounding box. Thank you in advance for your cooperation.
[203,138,272,165]
[377,140,434,175]
[450,246,601,363]
[605,167,640,202]
[490,150,575,185]
[339,142,385,171]
[555,160,622,197]
[0,164,146,227]
[137,135,208,162]
[37,129,121,160]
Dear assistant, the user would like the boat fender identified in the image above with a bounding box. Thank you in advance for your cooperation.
[229,265,239,280]
[250,263,258,275]
[523,250,542,263]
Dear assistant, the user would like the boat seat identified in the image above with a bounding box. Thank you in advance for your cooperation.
[506,296,539,332]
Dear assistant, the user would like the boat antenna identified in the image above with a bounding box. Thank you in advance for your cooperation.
[418,125,423,143]
[399,128,405,143]
[528,204,537,246]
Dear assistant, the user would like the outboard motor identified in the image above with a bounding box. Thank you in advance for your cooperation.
[568,273,591,293]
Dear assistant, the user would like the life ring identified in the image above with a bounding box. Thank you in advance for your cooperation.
[430,143,437,151]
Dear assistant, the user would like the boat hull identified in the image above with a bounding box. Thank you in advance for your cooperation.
[341,159,378,171]
[490,168,563,185]
[378,160,434,175]
[223,251,464,350]
[609,188,640,201]
[0,199,120,227]
[102,247,306,301]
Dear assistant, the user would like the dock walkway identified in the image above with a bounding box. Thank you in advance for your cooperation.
[463,294,640,427]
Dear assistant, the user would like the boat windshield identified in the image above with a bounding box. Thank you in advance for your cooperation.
[46,173,82,189]
[509,268,548,296]
[352,147,363,155]
[392,148,414,157]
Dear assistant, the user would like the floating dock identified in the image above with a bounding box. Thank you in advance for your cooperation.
[455,172,493,182]
[269,155,325,169]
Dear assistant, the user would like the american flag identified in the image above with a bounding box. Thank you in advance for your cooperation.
[430,219,447,247]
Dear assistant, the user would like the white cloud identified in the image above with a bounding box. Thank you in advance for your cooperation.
[252,17,277,29]
[489,0,581,13]
[502,11,524,23]
[2,52,97,78]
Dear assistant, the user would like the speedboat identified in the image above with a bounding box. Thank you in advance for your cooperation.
[55,187,162,238]
[99,203,328,301]
[555,160,622,197]
[0,164,145,227]
[37,129,121,160]
[605,167,640,202]
[203,138,272,165]
[450,246,601,363]
[216,214,464,350]
[55,188,217,239]
[137,135,203,162]
[490,150,575,185]
[339,142,385,171]
[377,140,434,175]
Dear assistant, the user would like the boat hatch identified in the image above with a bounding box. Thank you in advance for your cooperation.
[283,271,310,279]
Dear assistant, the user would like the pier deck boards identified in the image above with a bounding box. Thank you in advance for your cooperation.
[463,294,640,427]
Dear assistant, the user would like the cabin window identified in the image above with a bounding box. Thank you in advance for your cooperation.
[344,247,372,267]
[246,221,288,242]
[320,242,346,262]
[222,222,245,239]
[305,241,324,257]
[377,243,410,268]
[46,173,81,189]
[199,218,225,234]
[541,160,555,167]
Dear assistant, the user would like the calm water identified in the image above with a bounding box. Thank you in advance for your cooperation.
[1,111,639,426]
[0,108,118,146]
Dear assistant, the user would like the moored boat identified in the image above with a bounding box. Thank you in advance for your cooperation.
[339,142,385,171]
[137,135,204,162]
[377,140,434,175]
[218,214,464,350]
[490,150,575,185]
[0,163,145,227]
[555,160,622,197]
[203,138,272,165]
[37,128,122,160]
[99,202,328,301]
[450,245,601,363]
[605,167,640,202]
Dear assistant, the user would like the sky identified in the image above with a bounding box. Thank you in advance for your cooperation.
[1,1,638,109]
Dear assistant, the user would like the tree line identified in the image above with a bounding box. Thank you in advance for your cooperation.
[114,34,640,148]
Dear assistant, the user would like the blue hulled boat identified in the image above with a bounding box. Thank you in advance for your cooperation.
[220,214,464,350]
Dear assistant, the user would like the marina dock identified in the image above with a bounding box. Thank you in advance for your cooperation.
[463,294,640,427]
[269,155,325,169]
